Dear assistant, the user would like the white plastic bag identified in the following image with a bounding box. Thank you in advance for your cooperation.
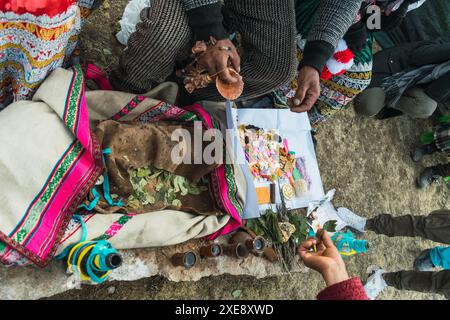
[116,0,151,46]
[391,0,427,13]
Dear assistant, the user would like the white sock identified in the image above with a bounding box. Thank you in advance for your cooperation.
[336,207,367,232]
[364,266,388,300]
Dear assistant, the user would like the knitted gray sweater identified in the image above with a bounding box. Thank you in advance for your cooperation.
[182,0,218,11]
[307,0,363,49]
[299,0,364,71]
[185,0,362,45]
[186,0,364,71]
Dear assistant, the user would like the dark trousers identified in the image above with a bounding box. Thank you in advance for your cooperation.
[366,210,450,299]
[437,163,450,179]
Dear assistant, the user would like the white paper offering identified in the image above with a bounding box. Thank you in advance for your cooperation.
[306,189,348,235]
[226,104,325,214]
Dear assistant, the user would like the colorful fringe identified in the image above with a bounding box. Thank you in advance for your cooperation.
[0,0,102,109]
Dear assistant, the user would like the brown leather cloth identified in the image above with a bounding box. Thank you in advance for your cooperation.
[93,120,220,215]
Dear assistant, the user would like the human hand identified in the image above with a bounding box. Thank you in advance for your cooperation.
[290,66,320,113]
[197,39,241,84]
[298,229,349,287]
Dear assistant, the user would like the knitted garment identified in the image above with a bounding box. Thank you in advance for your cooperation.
[297,38,355,81]
[296,0,364,50]
[317,277,369,300]
[181,0,218,11]
[0,0,102,109]
[0,1,77,107]
[110,0,298,102]
[270,0,372,126]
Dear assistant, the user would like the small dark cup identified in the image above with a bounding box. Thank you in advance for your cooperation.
[222,243,249,259]
[171,252,198,269]
[199,243,223,258]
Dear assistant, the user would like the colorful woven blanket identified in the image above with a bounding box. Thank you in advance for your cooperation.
[0,67,245,267]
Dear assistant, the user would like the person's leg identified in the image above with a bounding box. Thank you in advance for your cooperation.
[365,210,450,244]
[191,0,298,102]
[383,270,450,299]
[109,0,192,93]
[393,87,438,119]
[354,87,386,117]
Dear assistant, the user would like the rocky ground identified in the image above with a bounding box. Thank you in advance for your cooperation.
[10,0,450,300]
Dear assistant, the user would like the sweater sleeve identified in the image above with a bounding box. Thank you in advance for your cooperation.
[317,277,369,300]
[301,0,364,72]
[182,0,229,41]
[181,0,219,11]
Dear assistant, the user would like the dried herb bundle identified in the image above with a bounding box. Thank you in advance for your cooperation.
[246,188,310,272]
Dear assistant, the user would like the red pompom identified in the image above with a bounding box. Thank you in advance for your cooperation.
[321,67,332,80]
[334,49,354,64]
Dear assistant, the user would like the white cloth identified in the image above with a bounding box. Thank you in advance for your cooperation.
[116,0,151,46]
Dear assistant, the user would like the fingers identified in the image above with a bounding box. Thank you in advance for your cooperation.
[195,39,241,84]
[291,92,318,113]
[209,52,237,83]
[299,238,317,252]
[321,230,335,249]
[290,66,321,113]
[313,229,334,249]
[218,62,237,83]
[317,240,326,252]
[229,50,241,73]
[299,245,317,261]
[291,85,306,109]
[298,248,310,261]
[301,93,319,110]
[204,61,217,79]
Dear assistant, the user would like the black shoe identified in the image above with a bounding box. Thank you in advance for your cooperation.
[416,167,442,189]
[411,144,438,162]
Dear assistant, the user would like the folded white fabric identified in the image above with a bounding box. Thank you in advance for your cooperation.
[116,0,151,46]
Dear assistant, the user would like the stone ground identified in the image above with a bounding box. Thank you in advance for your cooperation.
[4,0,450,300]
